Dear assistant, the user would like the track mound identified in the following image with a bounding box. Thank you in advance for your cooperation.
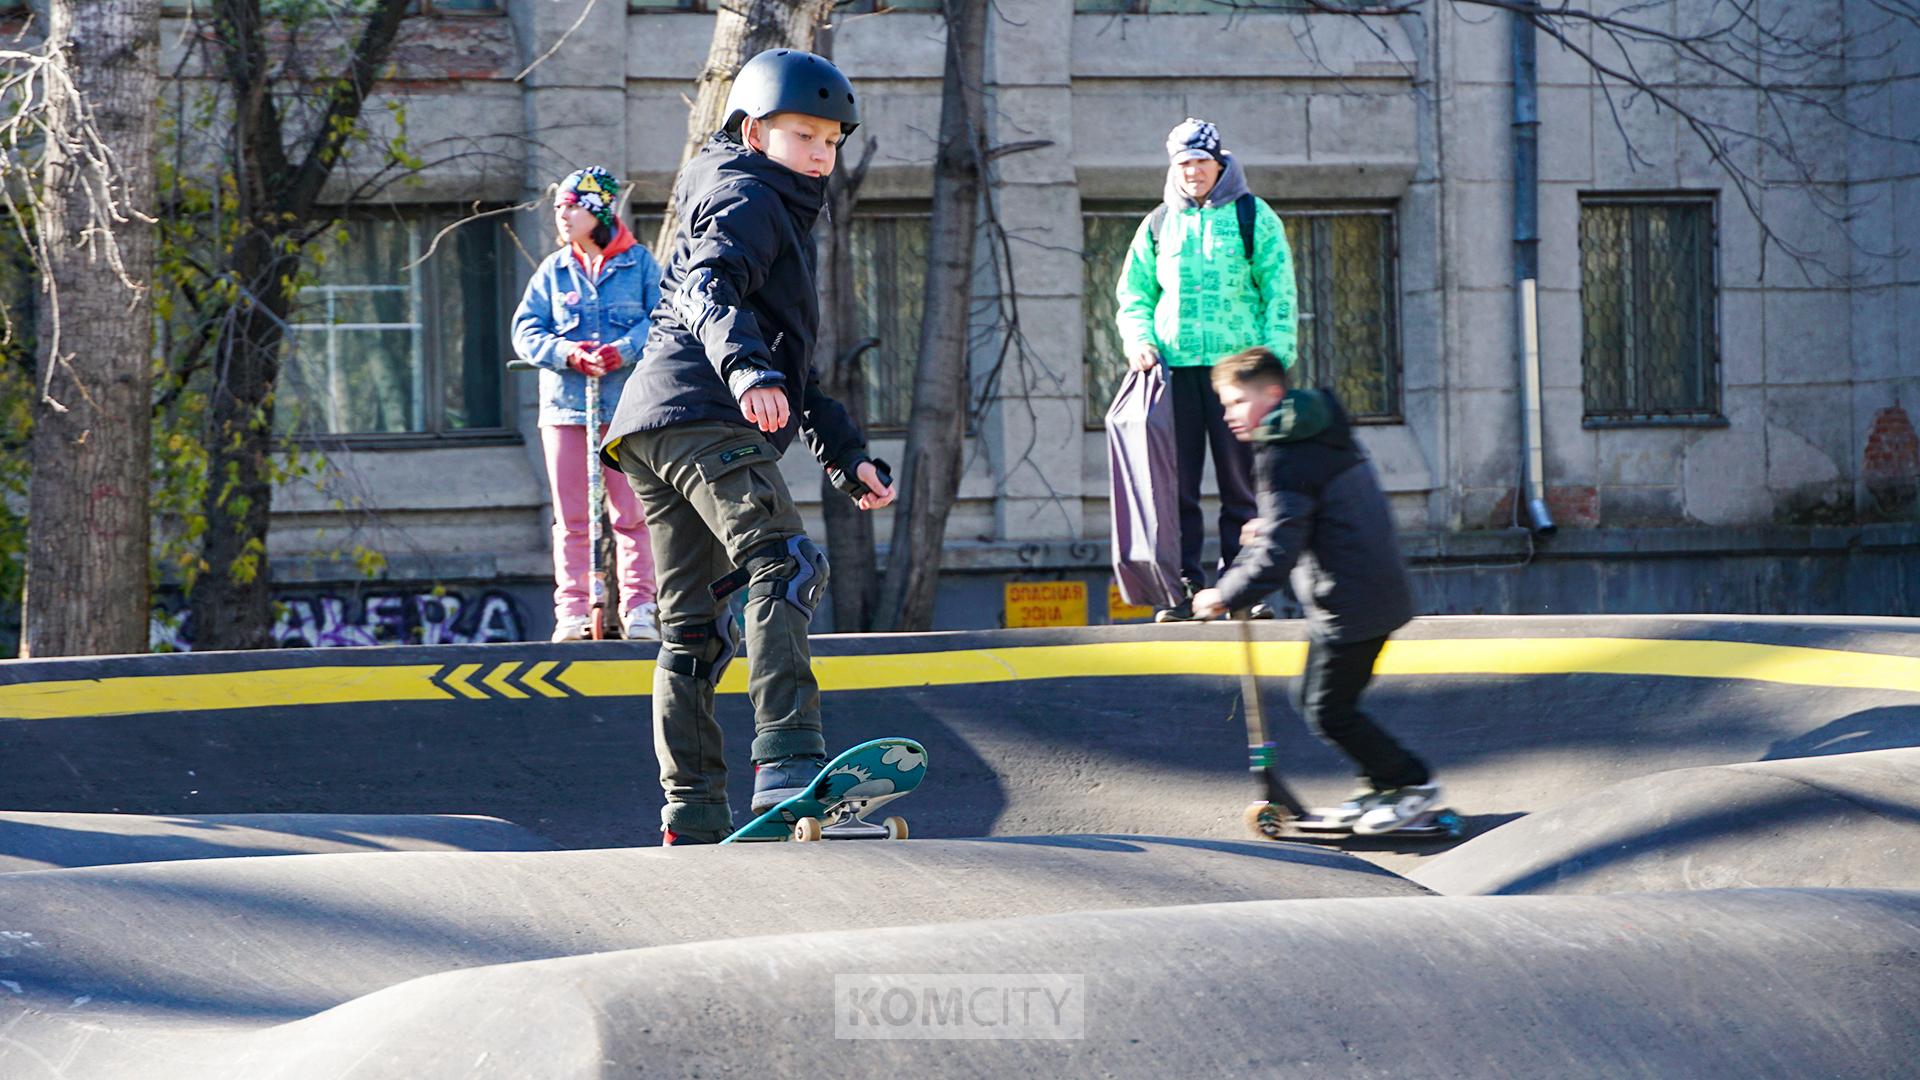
[1413,747,1920,895]
[14,889,1917,1079]
[0,812,554,873]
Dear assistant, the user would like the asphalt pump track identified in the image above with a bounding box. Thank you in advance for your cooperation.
[0,615,1916,1077]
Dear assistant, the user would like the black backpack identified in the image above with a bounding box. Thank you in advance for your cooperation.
[1147,193,1259,262]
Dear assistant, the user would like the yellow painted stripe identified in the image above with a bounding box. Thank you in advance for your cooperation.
[520,661,570,699]
[442,664,490,701]
[0,637,1913,722]
[0,665,451,721]
[481,664,529,700]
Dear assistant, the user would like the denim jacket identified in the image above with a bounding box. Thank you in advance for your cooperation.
[511,241,664,427]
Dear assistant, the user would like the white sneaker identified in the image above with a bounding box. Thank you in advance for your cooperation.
[1353,783,1442,836]
[622,602,660,642]
[551,613,590,642]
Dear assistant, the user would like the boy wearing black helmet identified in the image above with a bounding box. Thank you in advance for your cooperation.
[600,49,895,845]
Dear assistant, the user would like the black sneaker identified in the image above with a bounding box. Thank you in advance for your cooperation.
[750,753,829,814]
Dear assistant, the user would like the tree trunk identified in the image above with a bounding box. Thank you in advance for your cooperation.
[653,0,836,254]
[187,0,410,650]
[188,235,294,651]
[22,0,160,657]
[816,137,880,632]
[874,0,988,633]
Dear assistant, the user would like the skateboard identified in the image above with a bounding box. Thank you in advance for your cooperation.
[721,737,927,843]
[1232,618,1464,843]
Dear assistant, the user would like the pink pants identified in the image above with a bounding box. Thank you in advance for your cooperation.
[541,424,656,619]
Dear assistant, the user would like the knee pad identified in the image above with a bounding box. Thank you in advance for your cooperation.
[711,535,830,621]
[657,617,738,686]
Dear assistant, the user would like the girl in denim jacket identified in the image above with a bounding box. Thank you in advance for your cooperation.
[511,167,664,641]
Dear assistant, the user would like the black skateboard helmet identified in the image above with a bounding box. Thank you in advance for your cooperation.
[722,48,860,139]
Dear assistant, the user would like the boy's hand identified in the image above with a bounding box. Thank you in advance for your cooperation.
[1241,520,1264,546]
[854,460,896,510]
[741,386,790,433]
[1191,587,1228,620]
[1126,344,1161,373]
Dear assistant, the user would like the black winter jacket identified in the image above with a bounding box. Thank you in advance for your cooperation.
[1214,389,1415,644]
[600,134,867,479]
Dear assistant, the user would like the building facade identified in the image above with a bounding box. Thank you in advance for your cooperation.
[151,0,1919,645]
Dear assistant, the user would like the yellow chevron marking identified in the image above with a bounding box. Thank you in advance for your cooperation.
[441,664,490,700]
[2,637,1913,721]
[519,661,570,699]
[481,664,529,700]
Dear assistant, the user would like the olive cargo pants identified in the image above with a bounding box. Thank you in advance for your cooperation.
[617,422,829,839]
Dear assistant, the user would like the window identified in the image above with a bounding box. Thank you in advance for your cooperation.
[1578,195,1720,425]
[165,0,499,13]
[631,0,933,8]
[280,208,508,439]
[636,207,926,430]
[1081,209,1142,425]
[1080,203,1401,426]
[1284,208,1400,421]
[847,211,929,430]
[1076,1,1313,12]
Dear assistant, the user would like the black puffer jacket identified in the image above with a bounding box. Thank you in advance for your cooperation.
[1215,389,1415,644]
[600,134,866,478]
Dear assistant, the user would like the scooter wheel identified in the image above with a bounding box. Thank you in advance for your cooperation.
[1242,801,1289,841]
[590,607,606,641]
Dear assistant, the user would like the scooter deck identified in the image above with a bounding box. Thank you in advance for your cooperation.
[1245,801,1466,842]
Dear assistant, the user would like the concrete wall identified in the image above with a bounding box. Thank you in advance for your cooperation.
[134,1,1916,643]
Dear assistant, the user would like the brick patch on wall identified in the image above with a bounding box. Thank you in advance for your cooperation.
[1864,405,1919,511]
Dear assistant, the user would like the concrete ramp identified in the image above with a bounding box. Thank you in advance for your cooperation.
[1412,747,1920,896]
[0,812,555,873]
[2,617,1916,867]
[8,889,1916,1079]
[0,837,1416,1021]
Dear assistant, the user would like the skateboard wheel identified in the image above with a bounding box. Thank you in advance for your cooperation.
[882,816,908,841]
[1436,810,1466,839]
[791,817,822,842]
[1242,801,1288,841]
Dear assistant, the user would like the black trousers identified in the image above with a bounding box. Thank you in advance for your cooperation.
[1169,365,1258,587]
[1296,635,1430,790]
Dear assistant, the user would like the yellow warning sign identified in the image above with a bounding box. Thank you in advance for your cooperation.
[1005,581,1088,628]
[1108,584,1155,622]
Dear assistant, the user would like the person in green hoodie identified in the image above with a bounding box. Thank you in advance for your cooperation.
[1192,346,1440,836]
[1115,118,1298,620]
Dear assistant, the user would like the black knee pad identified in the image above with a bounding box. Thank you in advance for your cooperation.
[749,535,829,620]
[657,617,738,686]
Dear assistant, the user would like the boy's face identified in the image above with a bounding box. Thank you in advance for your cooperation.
[1217,377,1286,442]
[744,112,842,179]
[1176,156,1222,201]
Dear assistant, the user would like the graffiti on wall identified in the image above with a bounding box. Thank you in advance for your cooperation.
[150,589,530,652]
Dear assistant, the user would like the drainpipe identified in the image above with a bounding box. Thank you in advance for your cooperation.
[1512,5,1556,535]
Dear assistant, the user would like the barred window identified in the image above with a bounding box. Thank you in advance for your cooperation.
[1284,208,1400,421]
[281,209,507,438]
[1075,1,1313,12]
[1578,195,1720,425]
[1081,204,1401,426]
[637,209,925,429]
[847,211,929,430]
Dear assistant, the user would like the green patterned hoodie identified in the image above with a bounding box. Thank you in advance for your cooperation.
[1114,166,1298,369]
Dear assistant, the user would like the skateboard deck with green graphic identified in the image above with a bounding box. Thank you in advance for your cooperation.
[721,737,927,843]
